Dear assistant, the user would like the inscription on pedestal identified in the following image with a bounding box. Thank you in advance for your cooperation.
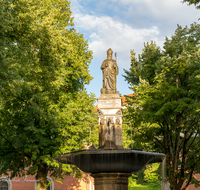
[98,99,121,108]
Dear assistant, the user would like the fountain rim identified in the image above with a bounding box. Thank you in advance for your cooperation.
[62,149,166,158]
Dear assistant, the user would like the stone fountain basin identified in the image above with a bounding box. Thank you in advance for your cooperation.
[57,149,165,174]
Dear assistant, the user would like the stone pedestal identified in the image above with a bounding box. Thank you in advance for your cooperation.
[91,173,131,190]
[97,94,123,149]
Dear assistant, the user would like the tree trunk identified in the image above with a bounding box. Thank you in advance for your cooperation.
[35,163,48,190]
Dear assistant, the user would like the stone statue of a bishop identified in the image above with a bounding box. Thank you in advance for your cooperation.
[101,48,119,94]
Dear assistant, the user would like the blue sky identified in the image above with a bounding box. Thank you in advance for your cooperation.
[69,0,200,98]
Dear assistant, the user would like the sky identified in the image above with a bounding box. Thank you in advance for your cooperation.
[69,0,200,98]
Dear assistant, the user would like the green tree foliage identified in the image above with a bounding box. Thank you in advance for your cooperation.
[183,0,200,9]
[144,163,161,184]
[129,163,162,189]
[123,23,200,190]
[0,0,97,189]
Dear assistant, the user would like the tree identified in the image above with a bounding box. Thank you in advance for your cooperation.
[0,0,96,189]
[183,0,200,9]
[123,23,200,190]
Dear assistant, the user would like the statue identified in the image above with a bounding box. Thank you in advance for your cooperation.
[101,48,119,94]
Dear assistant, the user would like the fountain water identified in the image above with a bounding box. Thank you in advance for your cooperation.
[57,48,165,190]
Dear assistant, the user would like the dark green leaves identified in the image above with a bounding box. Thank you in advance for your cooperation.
[124,23,200,189]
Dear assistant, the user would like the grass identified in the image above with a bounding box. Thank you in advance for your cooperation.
[128,184,149,190]
[128,183,161,190]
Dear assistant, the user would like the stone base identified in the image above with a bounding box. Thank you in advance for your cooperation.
[91,173,131,190]
[98,141,123,149]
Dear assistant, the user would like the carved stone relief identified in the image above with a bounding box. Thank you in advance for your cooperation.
[115,118,120,125]
[100,118,105,125]
[107,117,114,125]
[98,109,104,116]
[116,110,122,115]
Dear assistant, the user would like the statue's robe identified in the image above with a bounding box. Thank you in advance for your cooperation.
[101,59,119,94]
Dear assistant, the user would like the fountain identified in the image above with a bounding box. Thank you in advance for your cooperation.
[57,48,165,190]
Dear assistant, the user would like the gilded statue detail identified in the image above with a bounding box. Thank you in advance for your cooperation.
[101,48,119,94]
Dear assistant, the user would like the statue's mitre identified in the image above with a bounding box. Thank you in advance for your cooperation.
[107,48,113,55]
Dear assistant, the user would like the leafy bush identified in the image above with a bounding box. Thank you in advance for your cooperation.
[144,163,160,183]
[129,163,162,186]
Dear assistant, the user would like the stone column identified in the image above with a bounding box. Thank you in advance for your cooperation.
[97,94,123,149]
[91,173,131,190]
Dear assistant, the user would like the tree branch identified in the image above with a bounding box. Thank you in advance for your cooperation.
[0,133,31,159]
[183,164,195,189]
[186,130,199,153]
[137,128,164,150]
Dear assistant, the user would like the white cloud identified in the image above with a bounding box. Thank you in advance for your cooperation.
[73,12,161,68]
[70,0,200,68]
[69,0,200,96]
[118,0,200,30]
